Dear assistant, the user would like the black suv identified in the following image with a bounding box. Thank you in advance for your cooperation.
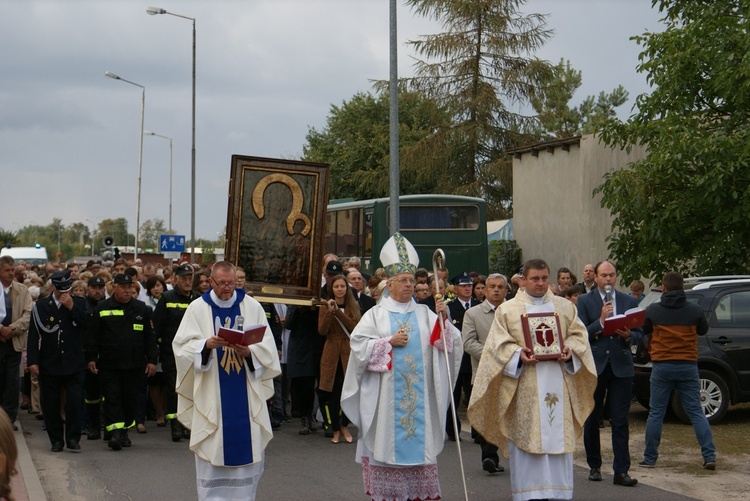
[632,277,750,424]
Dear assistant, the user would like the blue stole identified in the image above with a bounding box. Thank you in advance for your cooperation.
[202,291,253,466]
[390,311,426,464]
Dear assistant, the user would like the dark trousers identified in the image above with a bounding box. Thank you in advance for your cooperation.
[39,370,85,446]
[84,370,101,431]
[0,345,21,423]
[162,356,178,420]
[446,371,471,438]
[135,371,148,424]
[290,376,316,418]
[99,367,141,432]
[318,363,348,430]
[280,363,291,418]
[584,362,634,474]
[477,433,499,464]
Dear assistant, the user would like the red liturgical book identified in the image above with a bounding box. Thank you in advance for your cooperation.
[217,324,266,346]
[603,307,646,336]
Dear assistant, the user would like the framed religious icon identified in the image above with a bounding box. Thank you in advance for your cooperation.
[225,155,329,305]
[520,312,565,361]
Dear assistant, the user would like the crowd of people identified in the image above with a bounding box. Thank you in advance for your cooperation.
[0,248,716,501]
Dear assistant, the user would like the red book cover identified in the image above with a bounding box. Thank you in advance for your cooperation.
[603,307,646,336]
[217,324,266,346]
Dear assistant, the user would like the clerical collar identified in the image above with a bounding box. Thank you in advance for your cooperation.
[210,290,237,308]
[522,290,546,305]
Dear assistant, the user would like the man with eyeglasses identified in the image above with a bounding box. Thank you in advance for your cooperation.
[173,261,281,501]
[152,263,201,442]
[342,233,462,501]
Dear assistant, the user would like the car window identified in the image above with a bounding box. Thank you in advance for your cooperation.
[711,290,750,328]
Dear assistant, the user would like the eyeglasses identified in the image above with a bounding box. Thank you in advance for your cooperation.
[236,275,246,280]
[212,279,236,289]
[391,277,416,285]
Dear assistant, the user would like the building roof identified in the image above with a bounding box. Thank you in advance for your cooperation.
[506,135,582,159]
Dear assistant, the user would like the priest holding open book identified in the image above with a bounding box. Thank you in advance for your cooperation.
[173,261,281,501]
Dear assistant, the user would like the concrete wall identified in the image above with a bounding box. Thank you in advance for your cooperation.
[511,134,646,289]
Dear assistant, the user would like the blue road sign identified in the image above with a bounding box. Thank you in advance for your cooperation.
[159,235,186,253]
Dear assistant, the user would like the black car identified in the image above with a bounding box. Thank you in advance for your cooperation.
[632,278,750,424]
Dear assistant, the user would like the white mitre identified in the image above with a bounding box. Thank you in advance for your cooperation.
[379,231,419,278]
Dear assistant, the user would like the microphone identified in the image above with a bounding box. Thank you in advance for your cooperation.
[604,285,612,304]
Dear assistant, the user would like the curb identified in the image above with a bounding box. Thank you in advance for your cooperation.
[13,420,47,501]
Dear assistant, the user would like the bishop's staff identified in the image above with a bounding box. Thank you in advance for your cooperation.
[432,249,469,501]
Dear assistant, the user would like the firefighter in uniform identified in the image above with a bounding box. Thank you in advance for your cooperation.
[83,275,106,440]
[85,273,157,451]
[27,270,89,452]
[152,263,199,442]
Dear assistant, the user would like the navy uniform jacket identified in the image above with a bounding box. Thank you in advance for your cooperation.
[448,297,479,375]
[152,288,199,366]
[577,288,643,378]
[27,294,89,375]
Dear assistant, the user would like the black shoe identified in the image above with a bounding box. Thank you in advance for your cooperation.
[51,441,64,452]
[67,440,81,452]
[638,460,655,468]
[271,420,281,430]
[482,458,504,474]
[87,429,101,441]
[108,431,122,451]
[702,461,716,471]
[121,431,131,447]
[588,468,602,481]
[182,427,191,440]
[613,472,637,486]
[308,416,319,432]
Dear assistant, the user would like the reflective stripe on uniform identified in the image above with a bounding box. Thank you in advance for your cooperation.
[165,303,189,309]
[106,422,126,431]
[99,310,125,317]
[133,324,143,331]
[165,413,177,420]
[84,398,102,405]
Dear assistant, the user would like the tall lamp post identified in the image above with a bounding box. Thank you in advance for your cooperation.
[147,6,196,263]
[105,70,145,261]
[144,131,173,232]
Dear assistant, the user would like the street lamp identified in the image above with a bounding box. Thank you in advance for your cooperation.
[147,6,196,263]
[105,70,145,261]
[144,131,173,232]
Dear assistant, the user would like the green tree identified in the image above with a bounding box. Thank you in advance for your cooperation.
[303,89,451,200]
[404,0,554,218]
[0,228,18,248]
[139,218,168,252]
[531,59,629,139]
[597,0,750,281]
[98,218,131,250]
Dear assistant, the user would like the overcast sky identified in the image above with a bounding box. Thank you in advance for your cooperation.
[0,0,664,242]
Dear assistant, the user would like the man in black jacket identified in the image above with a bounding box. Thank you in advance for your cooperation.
[83,275,106,440]
[86,274,157,451]
[27,270,89,452]
[152,263,199,441]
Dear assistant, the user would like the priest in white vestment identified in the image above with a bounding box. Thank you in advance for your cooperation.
[341,233,462,501]
[468,259,597,501]
[173,261,281,501]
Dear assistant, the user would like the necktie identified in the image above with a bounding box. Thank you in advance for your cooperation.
[465,302,470,311]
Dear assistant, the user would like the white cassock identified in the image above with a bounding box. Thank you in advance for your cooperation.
[341,296,462,501]
[173,290,281,501]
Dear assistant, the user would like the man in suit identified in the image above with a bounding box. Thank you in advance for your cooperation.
[463,273,508,474]
[577,260,643,487]
[418,275,446,313]
[346,268,375,315]
[0,256,32,429]
[445,272,480,441]
[27,270,89,452]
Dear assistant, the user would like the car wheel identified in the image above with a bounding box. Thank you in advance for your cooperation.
[670,370,729,424]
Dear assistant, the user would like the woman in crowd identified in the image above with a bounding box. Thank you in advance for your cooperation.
[192,270,211,295]
[550,267,574,295]
[317,274,361,444]
[472,275,487,302]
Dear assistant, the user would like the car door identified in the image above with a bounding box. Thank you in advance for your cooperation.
[706,287,750,393]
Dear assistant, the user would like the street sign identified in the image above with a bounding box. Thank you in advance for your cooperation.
[159,235,186,253]
[163,252,181,260]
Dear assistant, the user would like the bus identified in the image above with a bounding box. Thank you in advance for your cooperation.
[326,194,488,276]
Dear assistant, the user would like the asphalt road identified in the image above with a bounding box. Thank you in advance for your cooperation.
[19,411,699,501]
